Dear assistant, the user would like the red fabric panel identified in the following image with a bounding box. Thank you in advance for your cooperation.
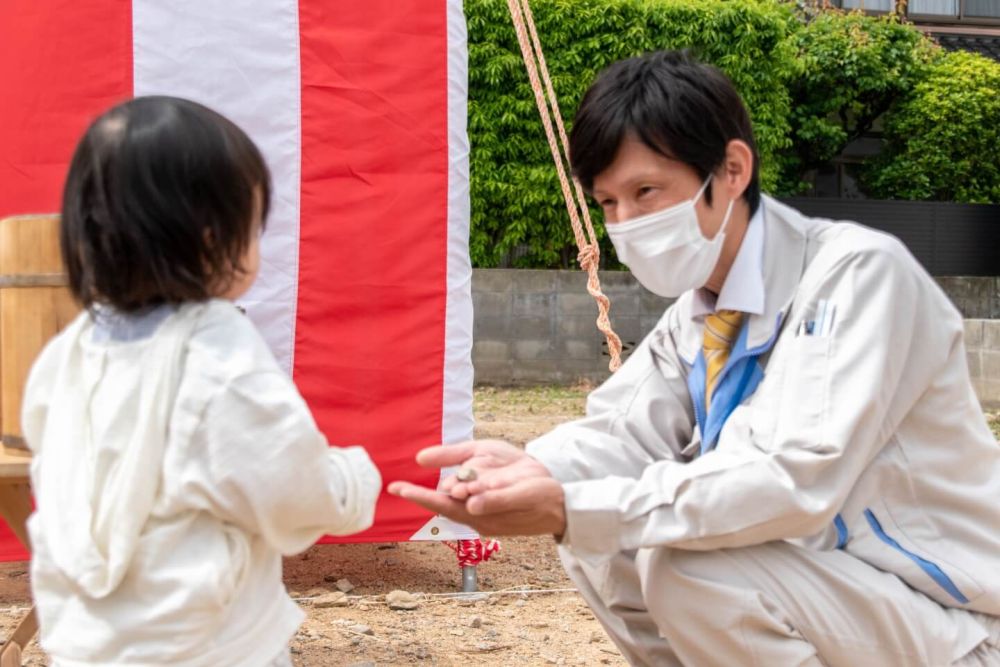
[297,2,449,541]
[0,1,132,560]
[0,0,133,219]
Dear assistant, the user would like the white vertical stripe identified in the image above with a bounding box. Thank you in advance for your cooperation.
[132,0,302,373]
[411,0,476,542]
[442,0,475,446]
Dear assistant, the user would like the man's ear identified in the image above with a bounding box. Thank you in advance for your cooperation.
[720,139,754,201]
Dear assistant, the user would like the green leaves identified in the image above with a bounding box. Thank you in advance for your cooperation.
[466,0,999,268]
[467,0,798,268]
[866,50,1000,204]
[779,9,937,193]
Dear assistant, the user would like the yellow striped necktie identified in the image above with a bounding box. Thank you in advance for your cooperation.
[703,309,744,411]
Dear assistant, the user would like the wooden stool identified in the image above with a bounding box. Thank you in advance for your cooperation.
[0,452,34,667]
[0,214,80,664]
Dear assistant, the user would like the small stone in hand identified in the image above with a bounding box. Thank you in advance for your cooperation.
[456,467,478,482]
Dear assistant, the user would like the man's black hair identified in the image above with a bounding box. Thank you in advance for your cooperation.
[61,95,271,312]
[569,50,761,214]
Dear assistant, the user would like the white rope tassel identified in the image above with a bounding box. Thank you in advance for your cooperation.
[505,0,623,371]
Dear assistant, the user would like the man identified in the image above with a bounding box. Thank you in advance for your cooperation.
[388,51,1000,665]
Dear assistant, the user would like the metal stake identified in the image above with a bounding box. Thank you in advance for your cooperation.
[462,565,478,592]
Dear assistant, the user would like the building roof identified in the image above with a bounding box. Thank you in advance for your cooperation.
[934,33,1000,61]
[929,30,1000,62]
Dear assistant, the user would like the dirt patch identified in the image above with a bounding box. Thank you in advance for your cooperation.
[280,536,621,666]
[471,383,591,445]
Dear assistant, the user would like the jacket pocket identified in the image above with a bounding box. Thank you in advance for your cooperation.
[764,334,832,450]
[863,507,982,606]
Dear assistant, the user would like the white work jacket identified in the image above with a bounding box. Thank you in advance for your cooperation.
[527,196,1000,616]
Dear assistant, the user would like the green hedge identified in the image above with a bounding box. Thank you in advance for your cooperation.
[780,10,935,193]
[466,0,998,269]
[866,50,1000,204]
[468,0,800,268]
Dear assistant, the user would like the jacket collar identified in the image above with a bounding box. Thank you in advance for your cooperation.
[676,195,810,363]
[748,195,809,349]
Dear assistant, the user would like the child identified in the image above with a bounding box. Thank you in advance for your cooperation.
[20,96,381,666]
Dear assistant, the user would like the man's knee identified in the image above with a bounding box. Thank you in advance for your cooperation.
[635,546,749,630]
[636,545,710,588]
[560,545,647,609]
[636,547,693,626]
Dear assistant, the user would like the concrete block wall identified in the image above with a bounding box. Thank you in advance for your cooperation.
[472,270,673,385]
[965,320,1000,409]
[472,269,1000,408]
[936,277,1000,319]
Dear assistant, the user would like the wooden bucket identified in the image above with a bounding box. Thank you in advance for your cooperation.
[0,215,80,457]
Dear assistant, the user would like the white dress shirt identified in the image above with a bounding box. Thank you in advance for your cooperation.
[690,204,766,319]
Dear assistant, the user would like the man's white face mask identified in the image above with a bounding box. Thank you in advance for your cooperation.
[605,175,734,298]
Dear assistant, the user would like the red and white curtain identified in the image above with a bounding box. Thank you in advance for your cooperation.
[0,0,475,559]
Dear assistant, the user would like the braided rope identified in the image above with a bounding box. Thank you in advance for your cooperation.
[446,538,502,567]
[505,0,623,371]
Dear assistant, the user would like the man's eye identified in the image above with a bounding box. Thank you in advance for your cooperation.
[637,187,655,198]
[599,200,614,209]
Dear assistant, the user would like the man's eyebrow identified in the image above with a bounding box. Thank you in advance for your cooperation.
[594,172,671,196]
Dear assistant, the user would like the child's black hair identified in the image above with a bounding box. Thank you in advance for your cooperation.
[569,50,760,215]
[60,95,271,312]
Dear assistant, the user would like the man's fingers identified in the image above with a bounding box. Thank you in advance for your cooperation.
[414,440,528,474]
[446,480,472,500]
[454,454,507,473]
[467,485,533,515]
[438,451,508,496]
[462,457,553,496]
[386,480,437,503]
[445,468,510,499]
[463,467,523,496]
[386,481,471,519]
[414,443,478,468]
[439,475,457,494]
[390,477,565,537]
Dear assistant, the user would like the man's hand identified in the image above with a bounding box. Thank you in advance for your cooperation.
[417,439,553,500]
[386,439,567,536]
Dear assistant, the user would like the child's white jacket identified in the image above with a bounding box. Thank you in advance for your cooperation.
[21,299,381,666]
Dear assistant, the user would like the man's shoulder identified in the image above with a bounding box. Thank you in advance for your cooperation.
[778,205,954,328]
[815,224,921,288]
[763,197,919,279]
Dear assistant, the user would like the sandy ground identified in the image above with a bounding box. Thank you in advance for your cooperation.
[1,388,997,666]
